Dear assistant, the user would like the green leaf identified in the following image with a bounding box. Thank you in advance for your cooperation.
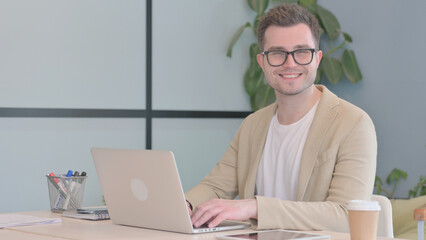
[247,0,269,15]
[342,49,362,83]
[386,168,408,185]
[376,185,382,195]
[253,83,275,111]
[303,5,318,17]
[249,43,260,59]
[408,189,416,198]
[316,4,341,41]
[374,176,384,195]
[299,0,317,8]
[227,22,252,58]
[244,63,264,96]
[342,31,352,43]
[321,56,343,84]
[250,95,257,111]
[272,0,298,4]
[408,176,424,199]
[254,15,261,34]
[375,175,384,186]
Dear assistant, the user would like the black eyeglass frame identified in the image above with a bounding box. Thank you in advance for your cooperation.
[261,48,317,66]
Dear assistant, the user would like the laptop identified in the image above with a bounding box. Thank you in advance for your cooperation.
[91,147,250,234]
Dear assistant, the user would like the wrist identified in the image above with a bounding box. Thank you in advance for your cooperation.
[249,198,258,219]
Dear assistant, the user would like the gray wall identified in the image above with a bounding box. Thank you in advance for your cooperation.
[0,0,424,213]
[321,0,426,198]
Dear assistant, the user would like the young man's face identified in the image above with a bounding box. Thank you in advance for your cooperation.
[257,23,322,97]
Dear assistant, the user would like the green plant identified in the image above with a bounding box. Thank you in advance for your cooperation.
[375,168,408,199]
[408,176,426,198]
[375,168,426,199]
[227,0,362,111]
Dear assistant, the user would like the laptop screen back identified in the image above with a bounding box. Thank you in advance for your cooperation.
[91,148,194,233]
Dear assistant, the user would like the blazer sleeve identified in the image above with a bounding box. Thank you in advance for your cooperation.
[255,112,377,232]
[184,122,243,209]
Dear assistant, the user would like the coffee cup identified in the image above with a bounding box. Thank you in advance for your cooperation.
[347,200,381,240]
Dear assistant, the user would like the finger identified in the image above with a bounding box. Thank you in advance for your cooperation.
[207,212,229,228]
[186,202,193,216]
[192,204,222,228]
[190,200,216,223]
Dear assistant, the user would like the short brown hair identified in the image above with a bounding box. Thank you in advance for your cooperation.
[257,4,320,51]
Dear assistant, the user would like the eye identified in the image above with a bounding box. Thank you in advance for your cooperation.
[295,49,311,55]
[269,51,285,57]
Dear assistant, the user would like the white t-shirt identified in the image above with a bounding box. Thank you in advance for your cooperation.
[255,102,319,201]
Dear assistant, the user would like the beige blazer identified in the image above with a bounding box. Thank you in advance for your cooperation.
[185,85,377,232]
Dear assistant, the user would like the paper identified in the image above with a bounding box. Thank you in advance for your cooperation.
[0,214,61,228]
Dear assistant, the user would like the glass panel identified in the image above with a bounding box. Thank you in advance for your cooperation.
[0,118,145,213]
[152,118,243,191]
[0,0,146,109]
[152,0,253,111]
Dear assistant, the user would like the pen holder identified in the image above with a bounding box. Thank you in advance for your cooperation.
[46,175,87,213]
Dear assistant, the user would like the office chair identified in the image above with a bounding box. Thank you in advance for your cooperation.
[372,194,394,238]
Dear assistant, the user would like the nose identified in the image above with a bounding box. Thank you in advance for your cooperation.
[283,53,298,67]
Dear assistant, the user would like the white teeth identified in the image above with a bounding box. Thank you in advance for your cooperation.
[281,74,299,78]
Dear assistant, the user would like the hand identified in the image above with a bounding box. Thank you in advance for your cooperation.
[190,198,257,228]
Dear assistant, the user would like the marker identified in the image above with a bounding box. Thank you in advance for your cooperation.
[49,173,68,195]
[71,171,80,194]
[63,170,75,209]
[50,172,68,210]
[78,171,87,184]
[66,170,73,177]
[70,171,86,207]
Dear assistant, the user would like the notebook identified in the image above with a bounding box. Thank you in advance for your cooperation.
[91,148,250,234]
[62,207,110,221]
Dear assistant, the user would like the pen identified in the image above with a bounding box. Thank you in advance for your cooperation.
[63,170,75,209]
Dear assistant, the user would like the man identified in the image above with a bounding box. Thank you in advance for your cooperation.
[185,4,376,232]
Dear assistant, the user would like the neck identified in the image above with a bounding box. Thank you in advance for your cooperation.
[275,85,322,125]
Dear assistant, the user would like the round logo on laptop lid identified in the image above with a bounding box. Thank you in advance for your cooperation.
[130,178,149,201]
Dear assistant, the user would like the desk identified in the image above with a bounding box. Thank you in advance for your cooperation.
[1,211,407,240]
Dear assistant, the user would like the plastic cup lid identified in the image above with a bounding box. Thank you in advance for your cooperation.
[346,200,381,211]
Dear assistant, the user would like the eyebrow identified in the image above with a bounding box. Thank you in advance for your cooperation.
[266,44,313,51]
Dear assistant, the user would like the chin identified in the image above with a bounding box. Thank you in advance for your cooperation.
[277,83,314,96]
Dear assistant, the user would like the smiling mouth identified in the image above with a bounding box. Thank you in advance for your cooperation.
[279,73,302,79]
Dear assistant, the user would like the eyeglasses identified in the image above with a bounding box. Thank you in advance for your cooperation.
[261,49,317,66]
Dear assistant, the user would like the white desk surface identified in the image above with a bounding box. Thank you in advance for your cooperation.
[0,210,406,240]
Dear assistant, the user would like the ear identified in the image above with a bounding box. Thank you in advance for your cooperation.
[315,50,323,68]
[257,53,265,71]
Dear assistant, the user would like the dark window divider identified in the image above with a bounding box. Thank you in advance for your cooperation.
[0,108,146,118]
[0,108,251,119]
[146,0,153,149]
[152,110,251,118]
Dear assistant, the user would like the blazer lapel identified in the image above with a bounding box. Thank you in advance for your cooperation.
[243,103,278,199]
[297,85,340,200]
